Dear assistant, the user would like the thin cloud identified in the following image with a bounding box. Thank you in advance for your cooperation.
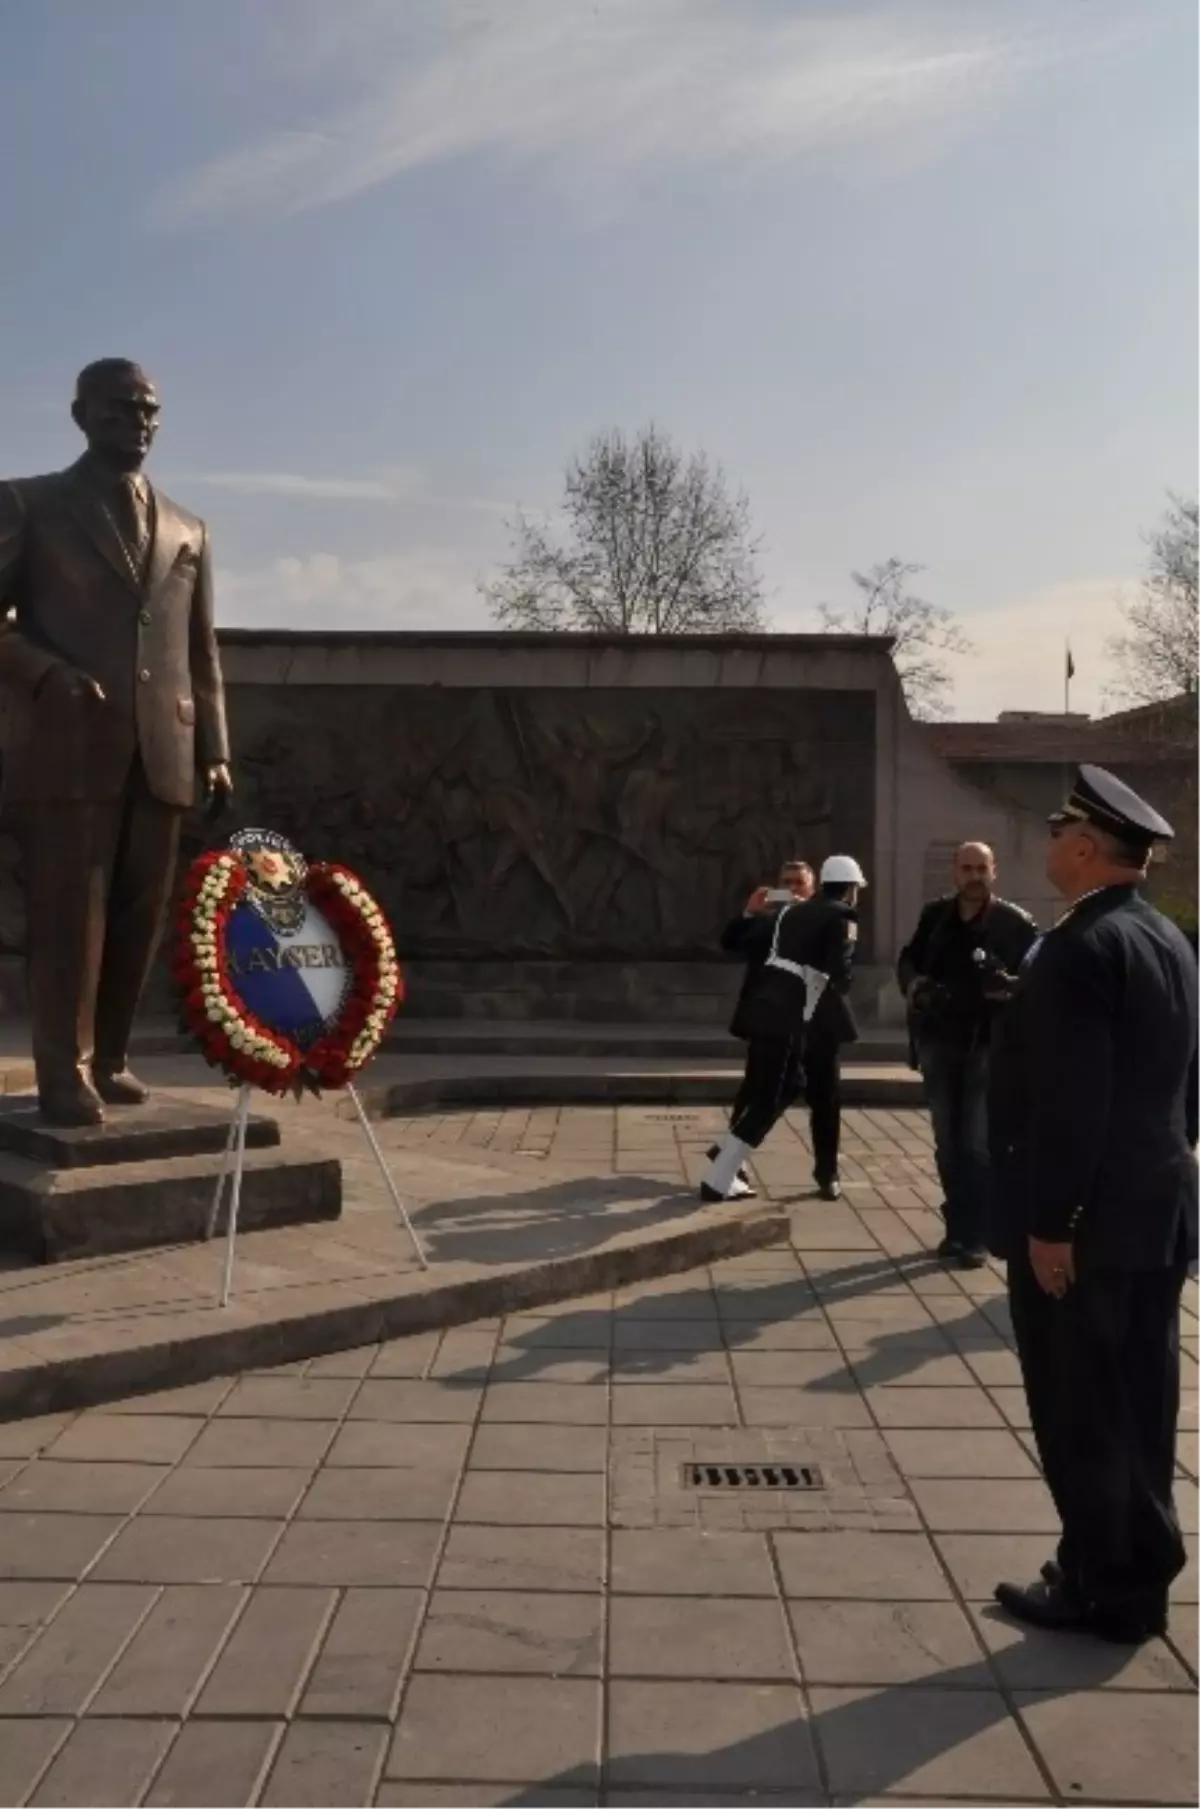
[181,467,512,514]
[217,548,489,631]
[151,0,1109,226]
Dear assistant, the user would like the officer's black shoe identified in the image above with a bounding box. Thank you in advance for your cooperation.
[956,1243,988,1270]
[815,1177,841,1201]
[994,1577,1086,1633]
[936,1236,960,1262]
[704,1148,756,1196]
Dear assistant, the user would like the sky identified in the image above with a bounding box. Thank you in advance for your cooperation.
[0,0,1195,720]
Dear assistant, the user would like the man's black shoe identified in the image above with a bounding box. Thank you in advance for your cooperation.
[936,1236,960,1262]
[816,1178,842,1201]
[956,1243,988,1270]
[994,1577,1086,1633]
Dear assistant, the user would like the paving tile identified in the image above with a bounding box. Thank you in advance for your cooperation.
[195,1584,336,1716]
[0,1513,123,1580]
[608,1594,794,1679]
[605,1796,817,1809]
[454,1469,603,1526]
[218,1375,360,1419]
[809,1684,1048,1799]
[864,1388,1004,1429]
[299,1465,457,1521]
[306,1346,377,1378]
[183,1416,337,1469]
[438,1524,603,1593]
[1016,1688,1198,1803]
[482,1383,608,1424]
[142,1466,312,1518]
[492,1350,609,1385]
[430,1331,500,1383]
[326,1421,471,1469]
[740,1386,872,1428]
[350,1380,482,1422]
[415,1589,601,1676]
[614,1288,719,1322]
[787,1600,988,1685]
[30,1717,176,1808]
[724,1317,840,1351]
[988,1386,1033,1430]
[730,1351,855,1389]
[503,1311,612,1349]
[145,1718,282,1807]
[714,1282,819,1321]
[606,1679,817,1791]
[882,1429,1038,1478]
[369,1334,440,1377]
[0,1580,70,1671]
[91,1515,281,1584]
[377,1789,596,1807]
[90,1584,246,1716]
[301,1587,423,1718]
[0,1414,76,1458]
[93,1379,233,1416]
[774,1531,952,1601]
[0,1719,71,1807]
[611,1530,776,1597]
[0,1581,154,1713]
[612,1384,739,1426]
[265,1519,442,1587]
[468,1424,607,1473]
[915,1475,1063,1540]
[44,1414,201,1465]
[261,1720,387,1807]
[611,1349,731,1384]
[612,1320,724,1352]
[848,1353,978,1388]
[0,1460,168,1515]
[389,1673,599,1783]
[968,1603,1193,1692]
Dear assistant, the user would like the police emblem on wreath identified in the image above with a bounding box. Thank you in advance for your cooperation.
[228,828,309,935]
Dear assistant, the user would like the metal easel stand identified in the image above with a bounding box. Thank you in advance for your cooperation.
[206,1079,428,1308]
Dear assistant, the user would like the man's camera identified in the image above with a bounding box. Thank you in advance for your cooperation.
[971,945,1019,1000]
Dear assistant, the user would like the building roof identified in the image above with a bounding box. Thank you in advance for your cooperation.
[927,703,1195,765]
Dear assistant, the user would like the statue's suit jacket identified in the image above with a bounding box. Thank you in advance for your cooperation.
[0,459,230,809]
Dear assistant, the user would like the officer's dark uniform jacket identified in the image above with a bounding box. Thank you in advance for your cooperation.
[722,896,858,1045]
[989,884,1199,1267]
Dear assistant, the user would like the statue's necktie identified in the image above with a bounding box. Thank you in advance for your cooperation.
[112,474,149,568]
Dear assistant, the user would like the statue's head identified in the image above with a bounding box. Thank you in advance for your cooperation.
[71,359,160,471]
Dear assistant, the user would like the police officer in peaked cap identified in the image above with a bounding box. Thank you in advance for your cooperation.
[988,764,1198,1643]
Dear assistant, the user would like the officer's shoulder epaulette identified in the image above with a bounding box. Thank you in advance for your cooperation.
[994,896,1035,924]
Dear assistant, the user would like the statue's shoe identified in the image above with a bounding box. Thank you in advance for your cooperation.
[38,1080,104,1128]
[94,1067,150,1107]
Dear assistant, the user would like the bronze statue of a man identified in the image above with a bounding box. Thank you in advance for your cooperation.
[0,359,232,1127]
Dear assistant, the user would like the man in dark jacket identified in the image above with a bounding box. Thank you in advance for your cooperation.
[989,765,1198,1645]
[897,844,1037,1266]
[704,857,863,1201]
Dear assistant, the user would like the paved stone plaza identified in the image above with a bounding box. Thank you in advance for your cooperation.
[0,1100,1196,1805]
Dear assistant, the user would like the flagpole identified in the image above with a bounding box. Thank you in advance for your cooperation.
[1064,641,1071,714]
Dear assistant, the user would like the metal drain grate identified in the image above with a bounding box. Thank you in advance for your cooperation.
[644,1111,697,1122]
[684,1462,825,1491]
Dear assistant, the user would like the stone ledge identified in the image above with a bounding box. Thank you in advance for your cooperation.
[0,1203,787,1420]
[357,1066,922,1116]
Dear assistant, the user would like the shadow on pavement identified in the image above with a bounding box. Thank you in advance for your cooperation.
[413,1175,700,1266]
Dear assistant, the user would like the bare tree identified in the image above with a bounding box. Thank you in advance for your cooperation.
[482,425,766,634]
[818,558,974,720]
[1106,493,1199,705]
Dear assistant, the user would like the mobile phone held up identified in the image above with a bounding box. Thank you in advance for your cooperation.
[763,888,795,905]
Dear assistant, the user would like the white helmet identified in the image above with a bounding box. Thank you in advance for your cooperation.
[820,854,868,887]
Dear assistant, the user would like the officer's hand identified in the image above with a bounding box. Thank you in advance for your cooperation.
[1028,1236,1075,1299]
[745,886,772,916]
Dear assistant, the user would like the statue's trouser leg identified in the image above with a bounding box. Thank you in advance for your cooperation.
[94,763,182,1077]
[17,763,180,1098]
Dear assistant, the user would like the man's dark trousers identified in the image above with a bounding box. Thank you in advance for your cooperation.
[1008,1240,1187,1628]
[729,1036,804,1148]
[918,1037,990,1248]
[803,1036,841,1185]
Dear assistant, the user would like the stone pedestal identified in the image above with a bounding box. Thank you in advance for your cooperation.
[0,1096,342,1263]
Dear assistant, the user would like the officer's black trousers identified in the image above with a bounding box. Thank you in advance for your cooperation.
[803,1039,842,1184]
[1008,1243,1188,1625]
[729,1035,804,1149]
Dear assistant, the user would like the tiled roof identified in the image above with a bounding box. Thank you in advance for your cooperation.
[927,716,1194,764]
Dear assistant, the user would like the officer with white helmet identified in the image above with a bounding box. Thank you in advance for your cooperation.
[703,853,866,1202]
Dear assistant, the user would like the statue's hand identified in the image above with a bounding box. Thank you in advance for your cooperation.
[204,763,233,823]
[44,665,105,705]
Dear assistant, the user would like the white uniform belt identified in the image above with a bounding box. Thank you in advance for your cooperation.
[766,954,807,979]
